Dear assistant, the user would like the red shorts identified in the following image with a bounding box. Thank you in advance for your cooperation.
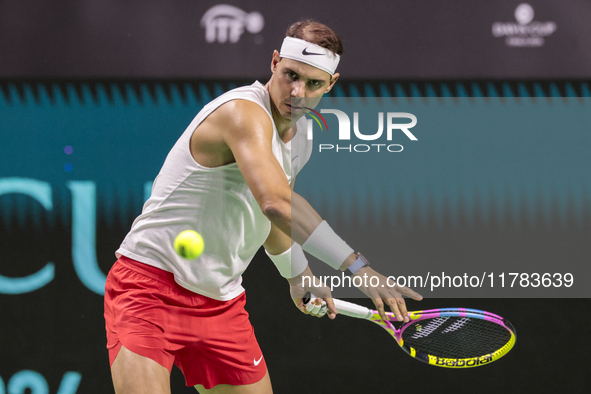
[104,256,267,389]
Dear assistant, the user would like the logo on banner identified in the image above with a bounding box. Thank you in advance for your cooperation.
[304,107,328,131]
[306,109,417,153]
[201,4,264,43]
[492,3,557,47]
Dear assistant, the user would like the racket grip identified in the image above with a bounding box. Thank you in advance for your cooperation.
[332,299,374,319]
[305,292,373,320]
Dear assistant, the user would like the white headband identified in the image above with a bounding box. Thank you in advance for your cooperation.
[279,37,340,76]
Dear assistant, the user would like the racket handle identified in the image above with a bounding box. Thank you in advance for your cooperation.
[332,299,374,319]
[304,293,373,320]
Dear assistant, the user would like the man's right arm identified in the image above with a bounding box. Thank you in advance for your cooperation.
[218,100,321,243]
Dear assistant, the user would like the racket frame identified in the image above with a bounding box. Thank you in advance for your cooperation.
[332,298,517,368]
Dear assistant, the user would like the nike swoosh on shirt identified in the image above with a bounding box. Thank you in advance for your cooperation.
[302,48,324,56]
[254,355,263,366]
[291,155,299,162]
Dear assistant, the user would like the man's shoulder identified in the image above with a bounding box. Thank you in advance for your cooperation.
[207,97,272,135]
[196,81,273,139]
[219,98,268,118]
[208,81,268,115]
[218,81,268,104]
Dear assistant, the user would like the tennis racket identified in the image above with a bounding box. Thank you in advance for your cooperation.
[304,295,516,368]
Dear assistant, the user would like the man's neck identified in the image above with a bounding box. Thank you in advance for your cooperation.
[269,101,292,137]
[265,83,296,142]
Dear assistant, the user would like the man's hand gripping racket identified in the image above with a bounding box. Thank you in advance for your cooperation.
[304,294,516,368]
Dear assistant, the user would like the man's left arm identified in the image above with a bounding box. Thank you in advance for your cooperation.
[263,177,337,319]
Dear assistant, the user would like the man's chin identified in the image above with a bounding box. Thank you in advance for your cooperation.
[286,105,305,118]
[286,111,307,123]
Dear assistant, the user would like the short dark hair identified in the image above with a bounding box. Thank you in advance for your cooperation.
[285,20,344,56]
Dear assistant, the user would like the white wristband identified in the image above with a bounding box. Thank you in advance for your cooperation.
[265,243,308,279]
[301,221,354,270]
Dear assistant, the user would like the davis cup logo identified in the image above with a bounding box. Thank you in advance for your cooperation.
[492,3,557,47]
[305,109,417,153]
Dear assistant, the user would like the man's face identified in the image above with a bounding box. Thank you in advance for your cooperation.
[268,50,339,120]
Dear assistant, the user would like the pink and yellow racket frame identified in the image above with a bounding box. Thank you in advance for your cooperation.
[333,299,516,368]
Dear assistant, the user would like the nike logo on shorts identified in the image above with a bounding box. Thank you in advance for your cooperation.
[254,355,263,366]
[302,48,323,56]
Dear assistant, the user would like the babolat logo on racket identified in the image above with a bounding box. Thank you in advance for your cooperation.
[433,354,493,367]
[304,108,418,153]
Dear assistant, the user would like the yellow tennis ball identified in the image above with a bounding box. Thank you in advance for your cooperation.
[174,230,204,259]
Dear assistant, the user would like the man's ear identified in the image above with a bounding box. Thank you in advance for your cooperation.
[326,72,340,93]
[270,50,281,73]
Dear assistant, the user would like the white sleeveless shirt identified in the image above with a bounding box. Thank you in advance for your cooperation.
[116,81,313,300]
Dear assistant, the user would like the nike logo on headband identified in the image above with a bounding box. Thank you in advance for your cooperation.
[302,48,324,56]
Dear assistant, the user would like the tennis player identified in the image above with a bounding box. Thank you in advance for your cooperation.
[104,20,422,394]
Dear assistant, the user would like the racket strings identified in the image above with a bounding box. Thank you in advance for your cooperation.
[400,317,511,359]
